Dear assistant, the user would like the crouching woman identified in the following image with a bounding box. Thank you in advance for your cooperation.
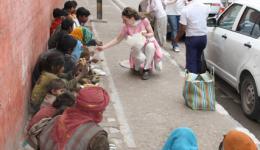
[96,7,163,80]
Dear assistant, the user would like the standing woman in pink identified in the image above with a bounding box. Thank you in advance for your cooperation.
[96,7,163,80]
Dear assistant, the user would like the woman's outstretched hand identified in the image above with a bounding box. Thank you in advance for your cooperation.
[96,46,104,51]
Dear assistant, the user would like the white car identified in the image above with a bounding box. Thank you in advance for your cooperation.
[205,0,260,120]
[201,0,224,16]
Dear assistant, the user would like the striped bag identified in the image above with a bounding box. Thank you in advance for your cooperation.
[183,71,216,111]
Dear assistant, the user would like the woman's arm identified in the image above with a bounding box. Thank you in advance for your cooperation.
[142,19,154,38]
[96,32,125,51]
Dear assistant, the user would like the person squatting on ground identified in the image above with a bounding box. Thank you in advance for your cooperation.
[27,92,75,149]
[30,50,85,113]
[75,7,91,27]
[175,0,209,74]
[48,18,74,49]
[218,130,258,150]
[40,79,66,108]
[162,127,198,150]
[63,0,78,27]
[38,86,110,150]
[96,7,163,80]
[50,8,68,35]
[163,0,185,52]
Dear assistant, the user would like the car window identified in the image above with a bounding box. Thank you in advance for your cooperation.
[218,4,242,30]
[237,8,260,38]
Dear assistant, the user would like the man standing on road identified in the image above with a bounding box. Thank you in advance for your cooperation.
[175,0,209,74]
[164,0,185,52]
[148,0,167,48]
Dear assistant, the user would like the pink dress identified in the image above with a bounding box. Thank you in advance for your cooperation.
[120,18,163,70]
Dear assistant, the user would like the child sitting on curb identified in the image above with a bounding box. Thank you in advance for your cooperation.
[40,79,66,108]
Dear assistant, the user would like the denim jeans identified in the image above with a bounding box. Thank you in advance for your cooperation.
[185,35,207,74]
[167,15,180,48]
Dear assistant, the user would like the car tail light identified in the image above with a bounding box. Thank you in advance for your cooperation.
[219,7,225,13]
[211,3,221,6]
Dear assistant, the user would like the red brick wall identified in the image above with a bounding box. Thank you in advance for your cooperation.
[0,0,63,149]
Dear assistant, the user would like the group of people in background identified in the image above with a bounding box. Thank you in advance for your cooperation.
[138,0,209,74]
[27,1,111,150]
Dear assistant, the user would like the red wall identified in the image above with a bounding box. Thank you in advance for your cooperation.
[0,0,63,149]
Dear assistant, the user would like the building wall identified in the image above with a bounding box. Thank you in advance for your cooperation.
[0,0,63,149]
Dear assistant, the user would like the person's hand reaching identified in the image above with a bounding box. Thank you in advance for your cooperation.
[96,46,104,51]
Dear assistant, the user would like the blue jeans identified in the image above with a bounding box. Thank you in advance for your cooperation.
[167,15,180,48]
[185,35,207,74]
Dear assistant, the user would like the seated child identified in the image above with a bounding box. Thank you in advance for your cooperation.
[40,78,66,108]
[218,129,257,150]
[50,8,67,35]
[27,92,75,149]
[162,127,198,150]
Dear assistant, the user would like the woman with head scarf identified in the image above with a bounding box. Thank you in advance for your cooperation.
[162,127,198,150]
[38,86,110,150]
[219,130,257,150]
[70,26,102,47]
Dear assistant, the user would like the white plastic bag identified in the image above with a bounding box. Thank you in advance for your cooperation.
[125,33,146,50]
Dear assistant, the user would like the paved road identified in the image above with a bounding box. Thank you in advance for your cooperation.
[79,0,260,149]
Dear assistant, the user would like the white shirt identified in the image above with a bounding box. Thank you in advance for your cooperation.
[179,0,210,36]
[73,18,80,28]
[149,0,167,18]
[165,0,185,15]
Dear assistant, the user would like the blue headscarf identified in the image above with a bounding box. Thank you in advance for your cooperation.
[162,127,198,150]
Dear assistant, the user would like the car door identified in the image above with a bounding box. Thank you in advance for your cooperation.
[224,7,260,86]
[205,3,243,86]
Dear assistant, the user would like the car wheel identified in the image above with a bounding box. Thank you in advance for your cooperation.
[240,74,260,120]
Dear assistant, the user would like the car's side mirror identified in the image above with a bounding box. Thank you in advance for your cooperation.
[207,17,217,27]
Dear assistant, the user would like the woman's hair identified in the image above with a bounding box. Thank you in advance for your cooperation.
[52,92,75,117]
[122,7,141,20]
[43,51,65,74]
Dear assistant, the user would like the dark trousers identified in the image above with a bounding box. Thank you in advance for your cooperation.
[185,35,207,74]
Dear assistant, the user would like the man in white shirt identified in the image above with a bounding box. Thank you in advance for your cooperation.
[175,0,209,73]
[164,0,185,52]
[148,0,167,47]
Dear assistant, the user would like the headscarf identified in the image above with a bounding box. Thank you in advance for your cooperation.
[222,130,257,150]
[162,127,198,150]
[70,26,93,45]
[51,86,110,150]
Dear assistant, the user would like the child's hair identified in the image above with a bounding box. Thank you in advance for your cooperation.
[64,1,74,11]
[43,51,65,74]
[53,8,67,18]
[57,34,77,54]
[52,92,75,116]
[61,18,74,31]
[47,79,65,93]
[71,0,78,9]
[76,7,91,18]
